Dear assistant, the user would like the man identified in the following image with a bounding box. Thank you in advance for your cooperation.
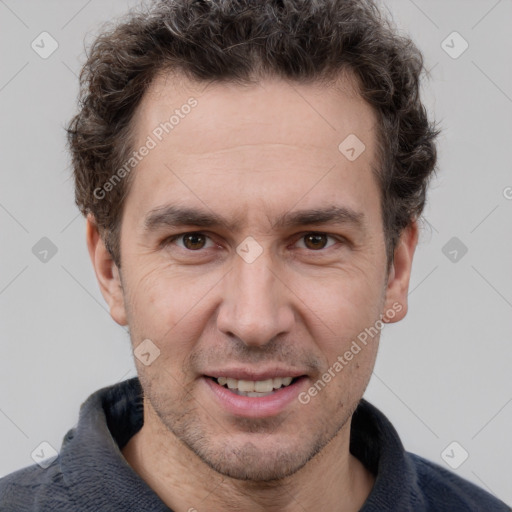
[1,0,509,510]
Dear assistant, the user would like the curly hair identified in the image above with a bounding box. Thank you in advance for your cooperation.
[67,0,439,269]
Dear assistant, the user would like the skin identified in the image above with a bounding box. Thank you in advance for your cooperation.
[87,72,418,512]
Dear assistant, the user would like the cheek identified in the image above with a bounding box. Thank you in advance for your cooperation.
[295,265,384,326]
[122,263,179,343]
[124,263,215,352]
[322,334,380,410]
[294,269,384,371]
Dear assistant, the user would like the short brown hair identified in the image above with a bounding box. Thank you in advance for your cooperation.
[67,0,438,269]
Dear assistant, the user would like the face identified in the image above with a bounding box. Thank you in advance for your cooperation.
[89,72,416,481]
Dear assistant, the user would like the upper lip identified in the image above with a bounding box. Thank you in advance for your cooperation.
[204,368,307,381]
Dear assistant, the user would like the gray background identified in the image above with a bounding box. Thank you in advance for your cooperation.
[0,0,511,504]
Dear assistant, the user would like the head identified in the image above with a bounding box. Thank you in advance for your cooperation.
[70,0,438,481]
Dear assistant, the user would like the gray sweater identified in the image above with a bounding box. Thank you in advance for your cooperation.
[0,377,510,511]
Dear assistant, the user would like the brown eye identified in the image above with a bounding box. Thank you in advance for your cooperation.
[181,233,207,250]
[302,233,331,250]
[164,232,214,251]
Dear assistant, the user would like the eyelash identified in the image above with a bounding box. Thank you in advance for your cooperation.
[162,231,345,253]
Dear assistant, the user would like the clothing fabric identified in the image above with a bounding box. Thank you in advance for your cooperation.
[0,377,509,511]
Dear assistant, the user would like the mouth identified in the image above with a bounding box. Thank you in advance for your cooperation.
[205,375,301,397]
[202,374,308,418]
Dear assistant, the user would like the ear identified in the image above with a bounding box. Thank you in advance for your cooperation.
[382,220,419,324]
[86,214,128,326]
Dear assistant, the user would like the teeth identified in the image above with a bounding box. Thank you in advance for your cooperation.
[274,376,293,388]
[238,379,256,392]
[215,376,294,392]
[254,379,274,392]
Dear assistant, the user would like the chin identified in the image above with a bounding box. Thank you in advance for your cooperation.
[182,427,329,482]
[199,441,314,481]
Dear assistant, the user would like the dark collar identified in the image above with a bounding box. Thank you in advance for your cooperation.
[60,378,170,511]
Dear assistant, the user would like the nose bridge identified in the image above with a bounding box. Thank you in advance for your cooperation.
[216,245,293,346]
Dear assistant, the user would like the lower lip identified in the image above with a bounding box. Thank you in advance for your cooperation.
[203,376,307,418]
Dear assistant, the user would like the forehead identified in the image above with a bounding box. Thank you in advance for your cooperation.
[123,71,381,233]
[134,71,375,153]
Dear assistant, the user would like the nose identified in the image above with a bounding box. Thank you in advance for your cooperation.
[216,248,295,347]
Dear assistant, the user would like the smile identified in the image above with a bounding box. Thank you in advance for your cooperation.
[203,375,308,418]
[211,376,296,397]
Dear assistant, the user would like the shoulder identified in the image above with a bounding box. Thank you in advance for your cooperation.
[0,458,73,511]
[409,452,510,511]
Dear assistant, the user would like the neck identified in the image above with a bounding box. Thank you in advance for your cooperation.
[122,399,374,512]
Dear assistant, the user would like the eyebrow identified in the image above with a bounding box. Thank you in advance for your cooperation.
[143,204,365,234]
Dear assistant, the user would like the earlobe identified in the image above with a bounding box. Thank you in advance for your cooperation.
[382,220,419,324]
[86,214,128,326]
